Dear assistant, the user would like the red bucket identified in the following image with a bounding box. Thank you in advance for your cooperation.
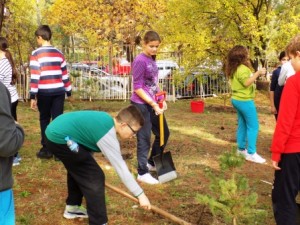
[191,100,205,113]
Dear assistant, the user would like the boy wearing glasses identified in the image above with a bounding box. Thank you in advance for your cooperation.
[45,105,151,225]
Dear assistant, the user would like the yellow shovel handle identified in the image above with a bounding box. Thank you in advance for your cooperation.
[159,113,164,147]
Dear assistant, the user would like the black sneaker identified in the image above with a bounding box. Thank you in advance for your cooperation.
[36,148,53,159]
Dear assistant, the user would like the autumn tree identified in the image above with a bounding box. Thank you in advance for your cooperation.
[0,0,8,34]
[44,0,166,65]
[153,0,300,71]
[153,0,212,72]
[4,0,37,63]
[201,0,300,69]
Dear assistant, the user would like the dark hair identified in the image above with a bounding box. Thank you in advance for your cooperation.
[35,25,52,41]
[143,31,161,44]
[0,37,18,84]
[286,34,300,57]
[143,31,161,60]
[115,105,144,127]
[278,51,286,61]
[225,45,252,78]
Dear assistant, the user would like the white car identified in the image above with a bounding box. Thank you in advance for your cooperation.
[79,68,129,99]
[89,68,129,90]
[156,60,179,79]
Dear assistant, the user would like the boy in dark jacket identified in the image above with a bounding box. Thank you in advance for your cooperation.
[0,82,25,224]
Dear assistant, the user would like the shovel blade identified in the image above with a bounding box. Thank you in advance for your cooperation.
[153,151,177,183]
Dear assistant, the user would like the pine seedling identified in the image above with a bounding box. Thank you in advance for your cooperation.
[196,148,267,225]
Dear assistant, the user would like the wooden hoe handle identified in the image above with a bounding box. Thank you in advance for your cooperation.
[105,183,193,225]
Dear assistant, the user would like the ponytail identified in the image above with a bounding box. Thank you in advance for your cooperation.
[5,50,18,85]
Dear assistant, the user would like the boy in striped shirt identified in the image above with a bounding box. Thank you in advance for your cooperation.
[29,25,72,159]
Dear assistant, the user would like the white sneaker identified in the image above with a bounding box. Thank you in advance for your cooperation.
[137,173,159,185]
[147,163,156,172]
[246,152,266,164]
[237,149,247,158]
[13,157,20,166]
[63,205,88,219]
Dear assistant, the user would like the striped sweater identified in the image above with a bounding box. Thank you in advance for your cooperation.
[29,46,71,99]
[0,57,19,103]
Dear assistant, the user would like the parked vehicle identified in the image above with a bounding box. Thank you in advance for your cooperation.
[68,59,229,100]
[104,57,131,75]
[156,60,179,79]
[70,62,90,71]
[70,66,129,99]
[89,68,129,89]
[97,78,126,99]
[164,60,227,98]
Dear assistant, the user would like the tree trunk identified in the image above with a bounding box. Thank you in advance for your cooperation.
[0,0,7,34]
[256,80,269,91]
[233,217,237,225]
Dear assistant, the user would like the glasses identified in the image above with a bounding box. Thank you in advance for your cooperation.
[127,123,137,136]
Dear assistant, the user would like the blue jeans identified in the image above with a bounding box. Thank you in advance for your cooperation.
[0,189,15,225]
[231,99,259,154]
[131,102,170,175]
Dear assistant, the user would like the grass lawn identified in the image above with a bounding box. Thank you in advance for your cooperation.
[14,91,277,225]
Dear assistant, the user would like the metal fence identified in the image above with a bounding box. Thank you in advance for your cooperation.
[16,67,230,101]
[68,67,230,101]
[16,40,231,101]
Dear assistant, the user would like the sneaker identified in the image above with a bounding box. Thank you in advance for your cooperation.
[147,163,156,172]
[15,153,21,161]
[13,157,20,166]
[246,152,266,164]
[36,147,53,159]
[63,205,88,219]
[137,173,159,185]
[237,149,247,158]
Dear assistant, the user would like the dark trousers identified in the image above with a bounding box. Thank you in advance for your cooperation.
[272,153,300,225]
[11,100,18,121]
[37,94,65,148]
[11,100,18,157]
[274,86,283,121]
[46,138,108,225]
[131,102,170,175]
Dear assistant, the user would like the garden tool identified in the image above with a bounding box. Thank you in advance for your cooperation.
[153,91,177,183]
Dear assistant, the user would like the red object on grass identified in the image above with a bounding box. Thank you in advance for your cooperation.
[190,100,205,113]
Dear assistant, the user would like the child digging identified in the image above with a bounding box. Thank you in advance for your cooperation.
[45,105,151,225]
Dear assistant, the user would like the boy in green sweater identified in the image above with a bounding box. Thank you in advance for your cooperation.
[45,105,151,225]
